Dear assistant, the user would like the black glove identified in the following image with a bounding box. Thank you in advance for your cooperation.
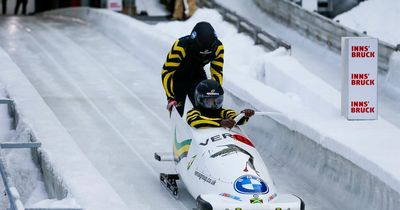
[220,119,236,129]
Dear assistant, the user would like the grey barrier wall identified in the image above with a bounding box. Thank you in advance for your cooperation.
[253,0,399,72]
[226,91,400,210]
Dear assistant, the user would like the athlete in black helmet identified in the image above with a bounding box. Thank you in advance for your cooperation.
[186,80,254,129]
[162,21,224,116]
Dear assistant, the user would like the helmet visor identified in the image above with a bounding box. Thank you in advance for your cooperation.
[199,95,223,109]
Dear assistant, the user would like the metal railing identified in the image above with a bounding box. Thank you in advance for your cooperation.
[1,142,42,210]
[198,0,291,52]
[0,99,82,210]
[254,0,399,72]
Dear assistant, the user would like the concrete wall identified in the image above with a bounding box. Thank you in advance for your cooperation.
[253,0,398,73]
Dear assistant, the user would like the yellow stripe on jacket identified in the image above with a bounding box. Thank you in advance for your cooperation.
[161,39,187,99]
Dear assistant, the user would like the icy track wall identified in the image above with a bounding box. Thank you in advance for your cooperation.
[44,8,400,209]
[0,49,68,204]
[225,91,400,210]
[0,48,130,210]
[253,0,399,73]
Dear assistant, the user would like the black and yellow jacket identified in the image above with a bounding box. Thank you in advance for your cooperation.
[186,108,248,128]
[161,36,224,100]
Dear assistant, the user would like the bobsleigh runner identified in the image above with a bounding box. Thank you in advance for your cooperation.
[154,107,305,210]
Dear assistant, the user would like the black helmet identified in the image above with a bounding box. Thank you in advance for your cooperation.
[195,79,224,109]
[189,22,218,56]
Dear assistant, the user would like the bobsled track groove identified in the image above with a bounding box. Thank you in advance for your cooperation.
[13,17,161,179]
[0,9,398,210]
[15,17,168,179]
[0,16,192,210]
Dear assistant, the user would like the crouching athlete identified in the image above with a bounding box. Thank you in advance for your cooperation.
[186,79,254,129]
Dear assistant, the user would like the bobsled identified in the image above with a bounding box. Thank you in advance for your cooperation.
[155,108,305,210]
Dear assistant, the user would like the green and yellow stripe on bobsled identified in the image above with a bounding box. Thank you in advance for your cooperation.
[173,128,192,162]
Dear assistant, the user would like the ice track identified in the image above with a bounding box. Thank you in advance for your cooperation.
[0,14,365,209]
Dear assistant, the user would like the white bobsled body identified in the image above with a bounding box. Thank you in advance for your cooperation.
[170,108,304,210]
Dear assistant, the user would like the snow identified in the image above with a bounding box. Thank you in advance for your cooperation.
[386,52,400,97]
[28,197,79,209]
[0,84,10,140]
[0,4,399,209]
[216,0,400,128]
[302,0,317,11]
[135,0,169,16]
[335,0,400,46]
[0,84,48,209]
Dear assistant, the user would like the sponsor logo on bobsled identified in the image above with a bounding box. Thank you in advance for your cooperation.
[219,193,242,202]
[200,133,232,146]
[200,133,254,147]
[195,171,216,185]
[250,197,263,204]
[234,175,269,194]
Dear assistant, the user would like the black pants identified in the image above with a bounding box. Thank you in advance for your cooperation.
[2,0,7,14]
[173,69,207,116]
[14,0,27,15]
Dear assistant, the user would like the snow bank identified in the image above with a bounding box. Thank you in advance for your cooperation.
[1,83,47,209]
[28,197,79,209]
[4,125,47,206]
[0,48,129,210]
[385,52,400,98]
[0,84,10,140]
[135,0,169,16]
[335,0,400,46]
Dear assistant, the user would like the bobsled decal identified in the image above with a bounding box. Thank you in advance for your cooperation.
[232,134,254,147]
[173,129,192,162]
[234,175,269,194]
[219,193,242,202]
[187,155,197,170]
[250,197,263,204]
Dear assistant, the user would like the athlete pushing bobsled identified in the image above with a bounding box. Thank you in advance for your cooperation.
[161,21,224,117]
